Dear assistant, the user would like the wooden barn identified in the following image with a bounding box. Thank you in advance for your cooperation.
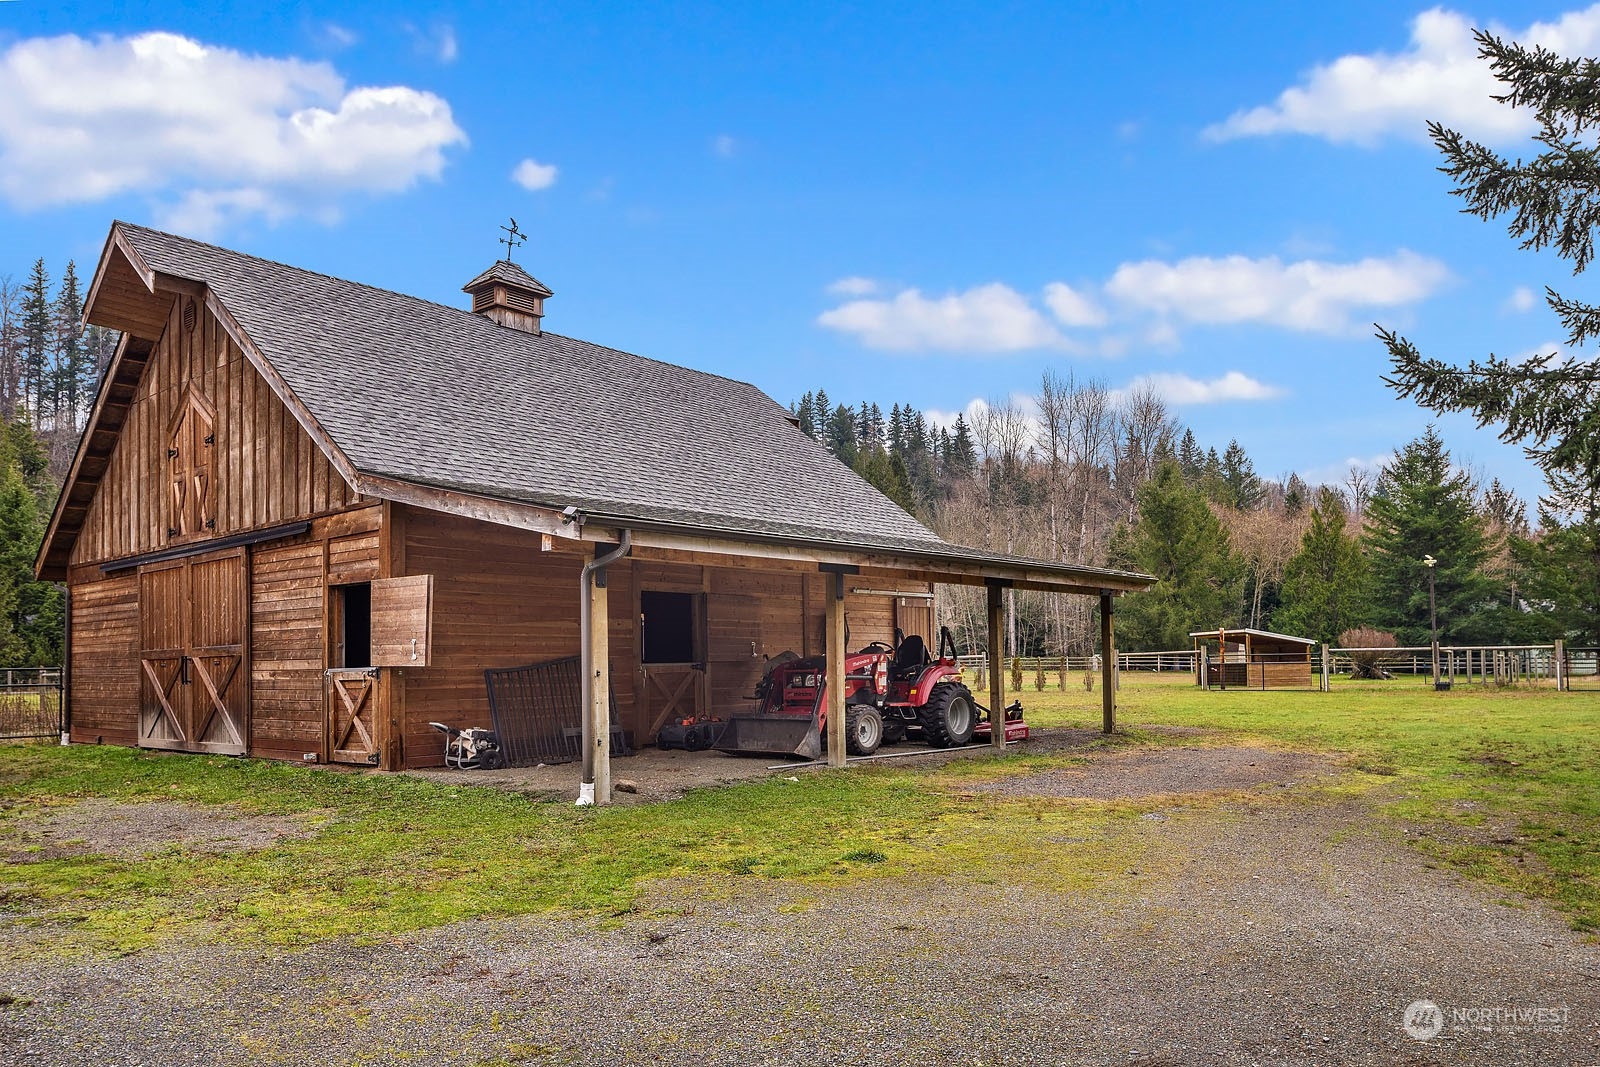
[1190,628,1316,690]
[38,222,1155,801]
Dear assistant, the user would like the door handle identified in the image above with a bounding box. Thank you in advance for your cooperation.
[181,656,190,685]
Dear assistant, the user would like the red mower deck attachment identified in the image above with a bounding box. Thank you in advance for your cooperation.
[712,628,1027,759]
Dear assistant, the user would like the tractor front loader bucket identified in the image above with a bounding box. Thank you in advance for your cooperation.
[713,711,822,760]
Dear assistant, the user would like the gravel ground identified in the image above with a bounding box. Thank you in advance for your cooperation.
[2,745,1597,1066]
[964,745,1335,800]
[0,799,322,861]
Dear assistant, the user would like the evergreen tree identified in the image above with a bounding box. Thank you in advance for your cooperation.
[0,422,59,664]
[53,260,85,427]
[1514,468,1600,644]
[1364,427,1499,645]
[20,260,50,419]
[1283,473,1310,516]
[794,392,817,438]
[1220,439,1264,510]
[1108,460,1244,650]
[947,415,977,478]
[854,447,915,513]
[1380,30,1600,495]
[1273,488,1370,646]
[826,403,858,466]
[1177,428,1203,480]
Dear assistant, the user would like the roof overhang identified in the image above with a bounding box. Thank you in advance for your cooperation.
[355,474,1155,596]
[1190,628,1317,645]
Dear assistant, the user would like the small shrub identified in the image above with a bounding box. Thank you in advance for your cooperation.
[1058,656,1068,691]
[842,847,886,864]
[1011,656,1023,691]
[1034,659,1046,691]
[1339,626,1398,680]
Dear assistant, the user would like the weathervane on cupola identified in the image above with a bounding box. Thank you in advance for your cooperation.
[498,217,527,262]
[464,218,554,335]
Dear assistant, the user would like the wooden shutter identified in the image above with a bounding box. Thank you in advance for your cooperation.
[370,575,433,667]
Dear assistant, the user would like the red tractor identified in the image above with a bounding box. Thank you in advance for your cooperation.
[714,627,1026,760]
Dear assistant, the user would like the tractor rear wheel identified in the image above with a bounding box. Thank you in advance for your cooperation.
[918,683,975,747]
[845,703,884,756]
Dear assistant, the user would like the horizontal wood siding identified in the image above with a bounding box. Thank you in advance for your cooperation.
[399,509,638,767]
[68,296,360,568]
[68,571,140,745]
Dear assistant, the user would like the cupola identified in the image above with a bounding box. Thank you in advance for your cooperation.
[462,260,553,335]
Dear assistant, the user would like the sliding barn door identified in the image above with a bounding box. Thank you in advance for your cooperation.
[186,551,249,754]
[136,549,249,756]
[138,561,189,750]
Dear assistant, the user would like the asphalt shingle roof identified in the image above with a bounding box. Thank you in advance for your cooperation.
[117,224,946,551]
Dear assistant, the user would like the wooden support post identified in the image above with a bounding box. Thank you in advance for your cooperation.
[825,571,847,768]
[589,561,612,804]
[986,580,1005,753]
[1100,592,1115,734]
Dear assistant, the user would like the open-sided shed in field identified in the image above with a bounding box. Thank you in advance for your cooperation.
[38,222,1155,801]
[1190,628,1316,690]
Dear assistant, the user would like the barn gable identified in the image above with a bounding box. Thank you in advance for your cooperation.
[67,292,362,569]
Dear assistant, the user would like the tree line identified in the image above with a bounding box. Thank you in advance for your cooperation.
[0,259,108,667]
[792,382,1600,657]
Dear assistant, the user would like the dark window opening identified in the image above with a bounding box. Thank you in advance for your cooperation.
[641,591,695,664]
[337,583,372,668]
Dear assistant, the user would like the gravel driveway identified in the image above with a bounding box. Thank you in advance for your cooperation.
[2,745,1597,1066]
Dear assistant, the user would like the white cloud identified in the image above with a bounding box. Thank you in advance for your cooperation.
[512,158,558,191]
[1105,250,1450,334]
[817,283,1067,353]
[712,134,738,158]
[314,22,359,50]
[1505,285,1538,312]
[0,32,465,231]
[406,21,458,63]
[1511,339,1569,364]
[1120,371,1285,406]
[1042,281,1108,328]
[1205,5,1600,147]
[826,276,880,297]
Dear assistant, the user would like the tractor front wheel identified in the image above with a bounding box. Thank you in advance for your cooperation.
[918,683,976,748]
[845,703,884,756]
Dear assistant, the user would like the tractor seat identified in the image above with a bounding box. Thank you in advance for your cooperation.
[892,635,929,680]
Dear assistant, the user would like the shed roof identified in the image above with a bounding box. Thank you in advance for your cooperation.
[1189,627,1318,646]
[42,221,1157,596]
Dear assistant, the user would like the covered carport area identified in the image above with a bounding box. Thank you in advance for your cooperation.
[565,509,1157,804]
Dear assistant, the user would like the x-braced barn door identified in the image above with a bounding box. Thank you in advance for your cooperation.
[137,548,249,756]
[327,669,379,764]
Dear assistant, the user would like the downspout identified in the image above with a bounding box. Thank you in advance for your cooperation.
[577,528,632,806]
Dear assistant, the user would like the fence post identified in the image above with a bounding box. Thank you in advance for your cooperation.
[1556,639,1567,691]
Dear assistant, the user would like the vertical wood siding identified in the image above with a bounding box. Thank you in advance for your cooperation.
[68,296,359,567]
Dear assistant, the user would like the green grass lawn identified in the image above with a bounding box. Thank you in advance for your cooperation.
[0,674,1596,957]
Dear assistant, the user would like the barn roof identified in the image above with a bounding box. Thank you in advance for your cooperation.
[41,221,1156,596]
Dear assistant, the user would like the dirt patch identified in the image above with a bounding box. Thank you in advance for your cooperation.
[1,799,322,861]
[964,744,1335,800]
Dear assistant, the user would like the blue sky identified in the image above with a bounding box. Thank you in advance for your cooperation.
[0,2,1591,505]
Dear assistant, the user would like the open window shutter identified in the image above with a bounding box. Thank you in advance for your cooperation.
[371,574,433,667]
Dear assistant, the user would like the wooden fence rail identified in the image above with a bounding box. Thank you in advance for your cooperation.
[0,667,64,741]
